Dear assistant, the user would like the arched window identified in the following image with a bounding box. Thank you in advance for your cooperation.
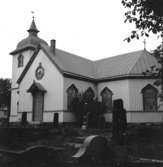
[66,84,78,111]
[100,87,113,112]
[141,84,158,112]
[18,54,24,67]
[84,87,95,102]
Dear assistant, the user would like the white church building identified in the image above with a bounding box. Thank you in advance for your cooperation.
[10,19,163,124]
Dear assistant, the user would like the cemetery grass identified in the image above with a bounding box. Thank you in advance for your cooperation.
[0,124,163,166]
[125,124,163,160]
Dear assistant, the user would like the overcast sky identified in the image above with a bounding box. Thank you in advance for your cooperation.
[0,0,161,78]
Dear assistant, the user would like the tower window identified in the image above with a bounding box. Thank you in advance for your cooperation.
[18,54,24,67]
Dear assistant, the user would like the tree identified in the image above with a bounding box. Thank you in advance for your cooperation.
[122,0,163,97]
[71,91,107,128]
[122,0,163,42]
[0,78,11,109]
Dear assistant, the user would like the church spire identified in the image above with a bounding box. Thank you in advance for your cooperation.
[27,14,39,36]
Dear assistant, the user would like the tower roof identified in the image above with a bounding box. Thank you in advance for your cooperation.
[27,18,39,36]
[10,19,48,55]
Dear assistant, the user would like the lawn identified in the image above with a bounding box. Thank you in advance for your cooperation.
[0,123,163,166]
[126,124,163,160]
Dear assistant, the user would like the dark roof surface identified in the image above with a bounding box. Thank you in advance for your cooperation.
[14,20,159,83]
[27,81,46,93]
[41,45,159,79]
[27,19,39,34]
[16,36,48,50]
[94,50,158,79]
[17,43,159,84]
[41,44,96,79]
[10,20,48,55]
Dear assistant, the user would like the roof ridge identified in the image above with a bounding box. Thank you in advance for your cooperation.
[94,49,144,62]
[56,48,93,62]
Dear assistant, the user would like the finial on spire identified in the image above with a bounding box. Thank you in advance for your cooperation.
[143,39,146,50]
[27,11,39,36]
[31,11,35,20]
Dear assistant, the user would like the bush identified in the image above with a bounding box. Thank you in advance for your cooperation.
[71,91,107,128]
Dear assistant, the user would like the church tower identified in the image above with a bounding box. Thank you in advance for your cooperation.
[10,18,48,121]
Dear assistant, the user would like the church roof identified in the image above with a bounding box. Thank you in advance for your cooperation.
[94,49,158,80]
[14,19,159,84]
[41,44,96,79]
[17,44,159,84]
[41,45,158,80]
[16,36,47,50]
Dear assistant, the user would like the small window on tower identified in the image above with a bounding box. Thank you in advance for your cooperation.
[18,54,24,67]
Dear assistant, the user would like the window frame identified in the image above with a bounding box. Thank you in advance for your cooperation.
[17,54,24,67]
[100,87,113,112]
[141,84,158,112]
[66,84,78,111]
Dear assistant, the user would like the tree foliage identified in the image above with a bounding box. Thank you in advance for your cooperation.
[122,0,163,97]
[122,0,163,42]
[0,78,11,108]
[71,91,107,128]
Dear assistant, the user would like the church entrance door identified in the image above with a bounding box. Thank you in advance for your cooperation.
[33,91,44,122]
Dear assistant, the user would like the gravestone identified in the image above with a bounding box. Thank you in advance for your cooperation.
[19,145,64,165]
[53,113,59,127]
[112,99,127,145]
[72,135,114,163]
[21,112,27,126]
[1,145,65,166]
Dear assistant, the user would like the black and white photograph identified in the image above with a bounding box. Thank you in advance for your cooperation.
[0,0,163,166]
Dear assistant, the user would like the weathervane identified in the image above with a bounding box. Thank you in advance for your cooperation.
[31,11,35,20]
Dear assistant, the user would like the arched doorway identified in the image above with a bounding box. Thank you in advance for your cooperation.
[27,81,46,122]
[32,91,44,121]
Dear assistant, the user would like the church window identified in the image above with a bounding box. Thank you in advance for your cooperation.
[101,87,113,112]
[17,54,24,67]
[66,84,78,111]
[141,84,158,112]
[84,87,95,102]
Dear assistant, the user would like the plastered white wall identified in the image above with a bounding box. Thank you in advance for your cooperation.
[128,112,163,123]
[43,112,63,122]
[11,50,34,88]
[104,112,163,123]
[97,80,130,110]
[10,90,19,116]
[17,49,64,122]
[10,50,34,121]
[128,79,163,111]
